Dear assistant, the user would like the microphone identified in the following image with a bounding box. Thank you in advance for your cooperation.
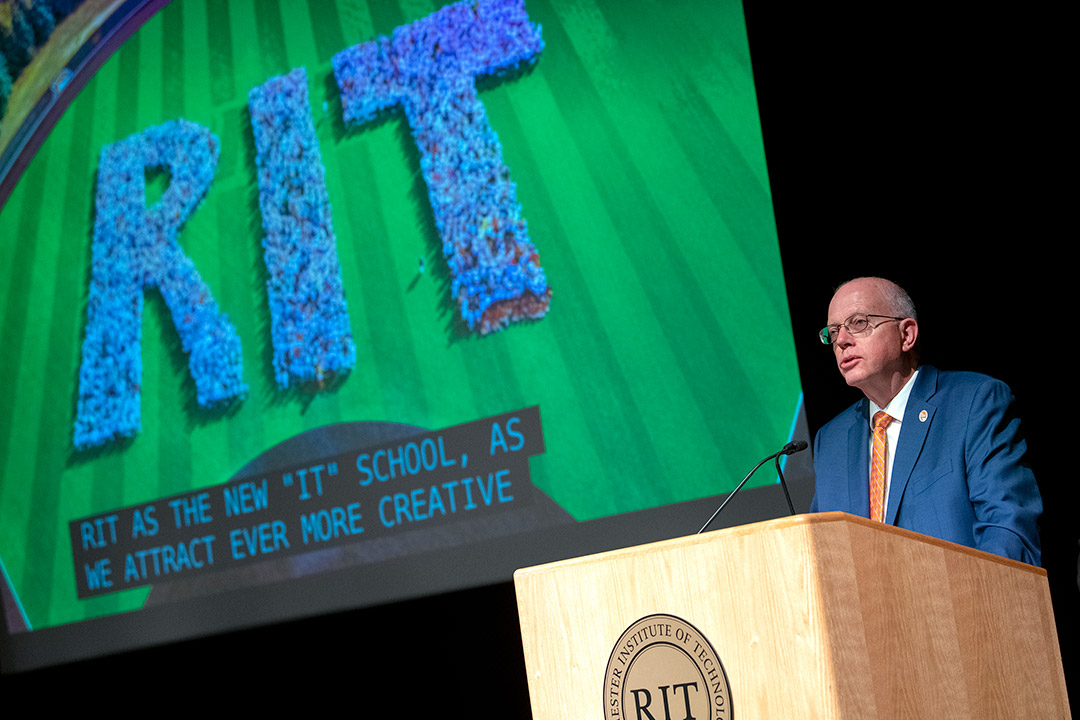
[780,440,808,455]
[697,440,808,534]
[774,441,806,514]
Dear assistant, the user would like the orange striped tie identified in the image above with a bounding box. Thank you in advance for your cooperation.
[870,411,894,522]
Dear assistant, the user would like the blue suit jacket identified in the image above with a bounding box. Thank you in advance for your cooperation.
[810,366,1042,565]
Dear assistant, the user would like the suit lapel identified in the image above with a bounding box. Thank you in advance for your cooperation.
[885,367,938,525]
[847,400,871,517]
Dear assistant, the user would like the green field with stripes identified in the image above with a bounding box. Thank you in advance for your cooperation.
[0,0,800,629]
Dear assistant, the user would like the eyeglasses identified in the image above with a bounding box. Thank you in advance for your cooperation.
[819,313,905,345]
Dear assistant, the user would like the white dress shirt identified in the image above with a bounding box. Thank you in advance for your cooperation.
[868,369,920,518]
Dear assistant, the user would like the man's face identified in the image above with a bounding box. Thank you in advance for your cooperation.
[826,279,915,398]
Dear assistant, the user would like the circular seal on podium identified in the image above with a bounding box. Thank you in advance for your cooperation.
[604,613,732,719]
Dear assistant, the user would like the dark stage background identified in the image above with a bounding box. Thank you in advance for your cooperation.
[5,2,1072,712]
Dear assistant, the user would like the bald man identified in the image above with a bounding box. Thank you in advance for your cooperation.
[810,277,1042,565]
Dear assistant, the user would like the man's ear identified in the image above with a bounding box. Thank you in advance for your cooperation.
[899,318,919,352]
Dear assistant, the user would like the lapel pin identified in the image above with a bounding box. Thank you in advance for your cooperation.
[919,410,928,423]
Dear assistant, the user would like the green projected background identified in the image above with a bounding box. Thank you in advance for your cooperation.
[0,0,800,632]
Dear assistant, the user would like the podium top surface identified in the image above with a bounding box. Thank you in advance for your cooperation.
[514,511,1046,579]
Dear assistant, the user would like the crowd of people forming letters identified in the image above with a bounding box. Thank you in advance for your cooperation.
[333,0,552,334]
[75,0,551,450]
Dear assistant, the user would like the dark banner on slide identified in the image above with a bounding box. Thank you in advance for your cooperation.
[71,407,544,598]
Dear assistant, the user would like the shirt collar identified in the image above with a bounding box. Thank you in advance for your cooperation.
[869,368,919,424]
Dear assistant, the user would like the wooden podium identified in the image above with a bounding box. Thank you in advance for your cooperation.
[514,512,1070,719]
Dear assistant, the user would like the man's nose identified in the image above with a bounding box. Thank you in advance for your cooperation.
[834,325,855,347]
